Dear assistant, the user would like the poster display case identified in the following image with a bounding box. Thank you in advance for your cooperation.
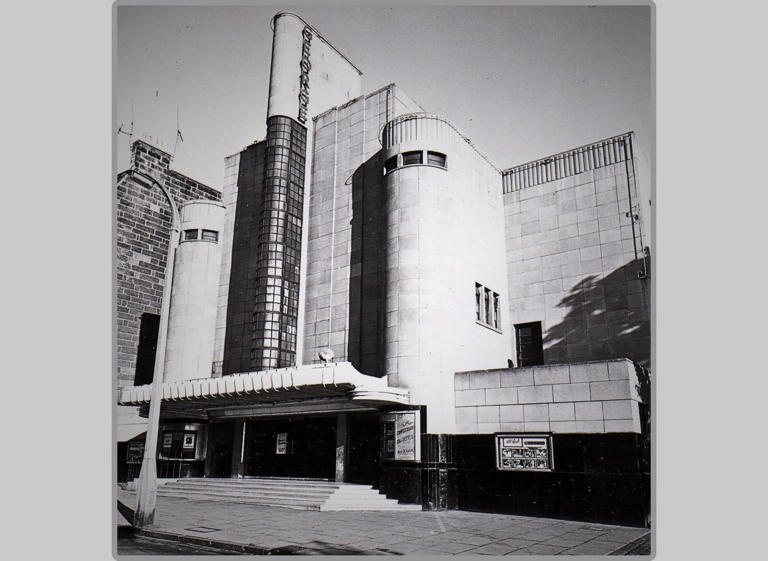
[380,410,420,461]
[495,434,553,471]
[158,422,207,461]
[275,432,288,455]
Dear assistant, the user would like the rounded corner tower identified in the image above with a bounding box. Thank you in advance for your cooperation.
[164,199,226,383]
[381,113,511,433]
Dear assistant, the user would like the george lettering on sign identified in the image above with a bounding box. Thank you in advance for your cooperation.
[297,26,313,123]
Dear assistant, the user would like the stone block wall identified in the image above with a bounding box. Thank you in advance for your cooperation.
[454,359,644,434]
[503,159,650,367]
[116,140,220,388]
[302,84,423,373]
[380,113,510,433]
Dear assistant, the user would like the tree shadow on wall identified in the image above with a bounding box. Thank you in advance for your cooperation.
[542,250,651,369]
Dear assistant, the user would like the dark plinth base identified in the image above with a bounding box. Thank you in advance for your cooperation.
[379,432,650,527]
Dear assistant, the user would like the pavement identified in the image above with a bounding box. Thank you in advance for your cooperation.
[116,488,650,556]
[117,527,237,555]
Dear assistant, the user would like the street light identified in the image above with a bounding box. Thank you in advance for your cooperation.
[126,170,180,528]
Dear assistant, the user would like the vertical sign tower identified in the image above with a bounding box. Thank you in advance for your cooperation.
[250,12,362,369]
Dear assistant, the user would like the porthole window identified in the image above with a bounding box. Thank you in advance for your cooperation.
[202,229,219,243]
[402,151,423,166]
[184,229,198,241]
[384,155,398,174]
[427,151,447,168]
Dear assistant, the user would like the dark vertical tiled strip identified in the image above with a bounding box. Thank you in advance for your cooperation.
[251,116,307,369]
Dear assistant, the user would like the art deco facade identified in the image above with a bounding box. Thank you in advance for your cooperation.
[116,12,651,526]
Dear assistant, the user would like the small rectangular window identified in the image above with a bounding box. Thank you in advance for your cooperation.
[184,229,198,241]
[515,322,544,366]
[384,155,398,173]
[475,283,483,322]
[475,283,501,332]
[402,151,423,166]
[427,151,447,167]
[202,229,218,242]
[484,288,492,325]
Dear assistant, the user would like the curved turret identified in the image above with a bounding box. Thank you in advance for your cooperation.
[164,200,226,382]
[381,114,510,433]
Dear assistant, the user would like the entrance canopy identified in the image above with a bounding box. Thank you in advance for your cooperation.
[117,361,411,418]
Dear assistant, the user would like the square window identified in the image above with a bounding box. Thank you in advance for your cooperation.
[402,151,423,166]
[427,151,447,167]
[384,155,398,173]
[201,229,218,243]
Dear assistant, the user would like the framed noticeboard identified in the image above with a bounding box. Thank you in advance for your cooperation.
[276,432,288,455]
[380,410,420,461]
[495,434,553,471]
[182,433,196,450]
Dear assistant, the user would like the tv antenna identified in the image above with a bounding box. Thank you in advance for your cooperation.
[172,106,184,160]
[117,99,135,143]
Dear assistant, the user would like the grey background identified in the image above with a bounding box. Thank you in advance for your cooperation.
[4,1,766,560]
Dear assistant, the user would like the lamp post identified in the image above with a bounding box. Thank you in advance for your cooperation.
[128,170,180,528]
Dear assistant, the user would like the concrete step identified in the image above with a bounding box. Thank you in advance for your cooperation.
[158,487,334,501]
[164,478,340,488]
[157,486,322,498]
[164,482,339,492]
[156,489,322,510]
[134,477,341,488]
[321,505,423,511]
[136,477,421,511]
[322,486,422,512]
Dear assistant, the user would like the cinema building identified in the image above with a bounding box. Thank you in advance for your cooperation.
[116,12,651,526]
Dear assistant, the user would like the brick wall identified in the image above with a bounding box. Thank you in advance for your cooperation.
[116,140,220,388]
[454,359,646,434]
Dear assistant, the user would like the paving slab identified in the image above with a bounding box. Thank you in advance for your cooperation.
[499,537,539,550]
[116,487,650,556]
[464,542,519,555]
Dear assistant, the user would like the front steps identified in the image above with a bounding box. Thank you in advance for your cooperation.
[129,478,421,511]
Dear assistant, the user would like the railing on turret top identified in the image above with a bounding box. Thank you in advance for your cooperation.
[502,132,634,193]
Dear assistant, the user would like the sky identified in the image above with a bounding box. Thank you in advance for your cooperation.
[116,4,652,202]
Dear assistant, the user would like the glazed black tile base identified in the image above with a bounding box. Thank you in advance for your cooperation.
[379,432,649,528]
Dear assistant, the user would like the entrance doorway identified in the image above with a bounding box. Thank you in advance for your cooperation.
[242,416,336,479]
[208,421,235,477]
[346,413,381,485]
[515,321,544,366]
